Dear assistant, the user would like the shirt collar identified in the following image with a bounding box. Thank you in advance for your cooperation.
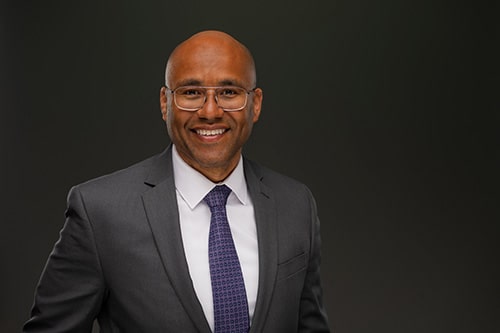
[172,144,248,210]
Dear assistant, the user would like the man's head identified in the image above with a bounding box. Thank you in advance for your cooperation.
[160,30,263,182]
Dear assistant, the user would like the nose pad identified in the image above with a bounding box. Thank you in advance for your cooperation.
[198,91,224,118]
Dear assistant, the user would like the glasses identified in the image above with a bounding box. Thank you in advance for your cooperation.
[166,85,255,112]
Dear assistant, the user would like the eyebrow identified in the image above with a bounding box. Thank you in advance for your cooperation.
[219,79,244,87]
[175,79,203,87]
[174,78,246,88]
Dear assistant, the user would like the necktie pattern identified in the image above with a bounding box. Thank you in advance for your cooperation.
[204,185,250,333]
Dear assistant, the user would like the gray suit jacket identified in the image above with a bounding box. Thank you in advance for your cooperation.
[24,146,330,332]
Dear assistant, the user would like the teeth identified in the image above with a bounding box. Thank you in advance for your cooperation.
[197,129,225,136]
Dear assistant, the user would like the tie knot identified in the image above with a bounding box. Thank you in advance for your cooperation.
[204,185,232,210]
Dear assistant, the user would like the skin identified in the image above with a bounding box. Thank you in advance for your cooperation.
[160,31,263,183]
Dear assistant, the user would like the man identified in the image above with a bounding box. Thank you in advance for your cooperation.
[24,30,330,332]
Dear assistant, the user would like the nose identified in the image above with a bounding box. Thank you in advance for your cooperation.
[197,90,224,119]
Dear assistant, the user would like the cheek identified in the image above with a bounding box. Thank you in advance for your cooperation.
[166,104,177,126]
[167,109,189,136]
[166,108,177,136]
[247,100,260,124]
[245,110,257,128]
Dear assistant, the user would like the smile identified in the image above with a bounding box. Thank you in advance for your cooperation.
[196,129,226,136]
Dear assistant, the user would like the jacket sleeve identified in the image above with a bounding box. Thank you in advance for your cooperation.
[298,187,331,332]
[23,186,106,333]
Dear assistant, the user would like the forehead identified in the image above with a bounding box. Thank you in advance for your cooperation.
[166,37,255,87]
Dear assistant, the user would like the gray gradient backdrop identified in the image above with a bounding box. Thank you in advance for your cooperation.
[1,1,498,332]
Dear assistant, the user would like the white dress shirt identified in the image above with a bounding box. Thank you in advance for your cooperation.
[171,145,259,331]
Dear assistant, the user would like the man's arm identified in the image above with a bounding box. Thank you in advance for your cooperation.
[23,186,106,333]
[298,189,331,332]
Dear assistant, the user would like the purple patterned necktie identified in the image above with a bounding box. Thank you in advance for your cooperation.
[204,185,250,333]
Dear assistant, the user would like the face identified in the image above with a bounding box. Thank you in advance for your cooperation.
[160,32,263,182]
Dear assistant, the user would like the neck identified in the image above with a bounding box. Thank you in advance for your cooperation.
[198,164,237,183]
[173,145,241,184]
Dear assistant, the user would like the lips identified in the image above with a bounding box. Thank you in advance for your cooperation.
[196,128,226,136]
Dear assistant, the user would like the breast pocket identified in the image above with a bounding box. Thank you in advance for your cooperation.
[276,252,308,281]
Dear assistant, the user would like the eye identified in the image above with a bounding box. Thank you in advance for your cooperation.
[177,87,204,96]
[185,89,202,96]
[218,87,240,97]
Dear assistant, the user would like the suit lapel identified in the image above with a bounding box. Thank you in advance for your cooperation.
[244,160,279,333]
[141,147,212,333]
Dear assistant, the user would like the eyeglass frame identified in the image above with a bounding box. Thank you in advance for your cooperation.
[165,85,257,112]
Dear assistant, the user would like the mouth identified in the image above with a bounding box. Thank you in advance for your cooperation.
[195,128,227,136]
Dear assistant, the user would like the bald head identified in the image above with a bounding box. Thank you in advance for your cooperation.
[165,30,257,89]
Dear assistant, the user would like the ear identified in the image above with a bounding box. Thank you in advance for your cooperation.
[160,87,168,121]
[251,88,263,123]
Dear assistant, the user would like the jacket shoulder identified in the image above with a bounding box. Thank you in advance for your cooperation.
[72,150,169,196]
[244,158,311,194]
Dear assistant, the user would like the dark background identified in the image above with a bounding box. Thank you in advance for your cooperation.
[1,1,498,332]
